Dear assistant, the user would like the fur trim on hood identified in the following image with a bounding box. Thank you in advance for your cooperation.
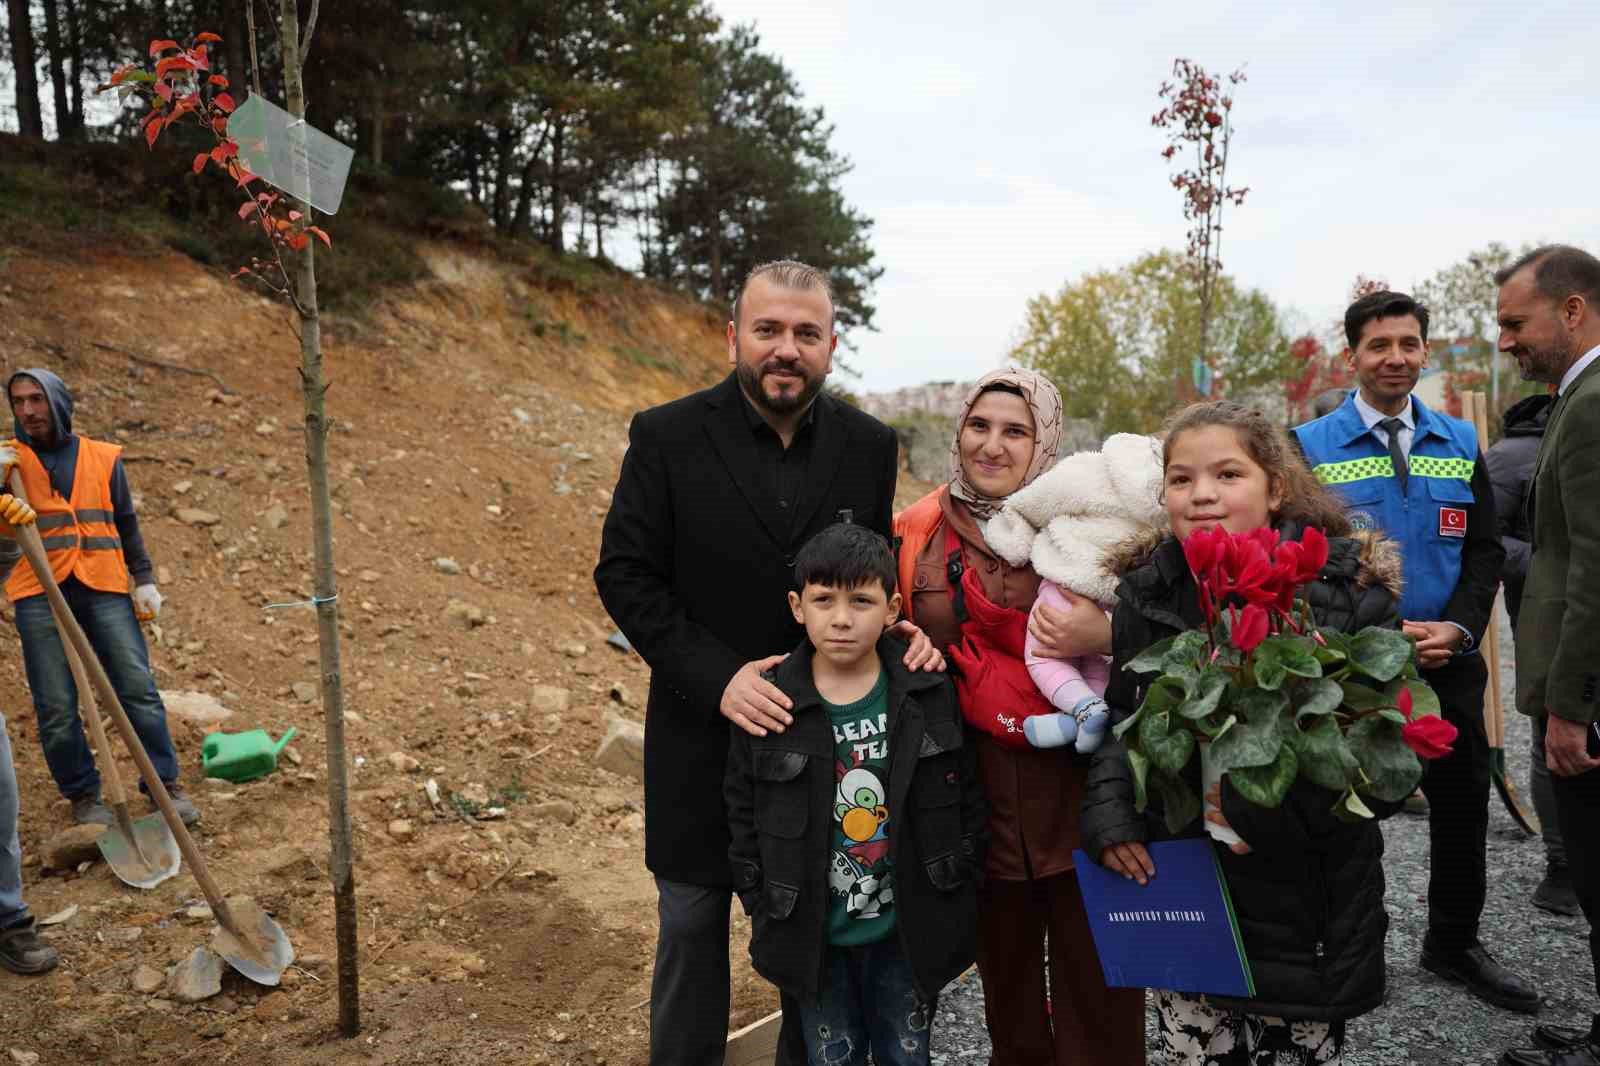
[983,433,1167,603]
[1104,526,1404,600]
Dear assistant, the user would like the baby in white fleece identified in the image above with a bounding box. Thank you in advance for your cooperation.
[983,433,1167,752]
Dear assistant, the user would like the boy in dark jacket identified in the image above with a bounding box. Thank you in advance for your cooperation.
[726,524,985,1066]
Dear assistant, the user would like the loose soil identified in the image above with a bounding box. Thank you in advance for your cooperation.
[0,240,936,1064]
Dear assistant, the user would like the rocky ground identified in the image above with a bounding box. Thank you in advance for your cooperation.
[934,609,1579,1065]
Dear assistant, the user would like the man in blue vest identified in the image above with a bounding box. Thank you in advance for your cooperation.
[1294,290,1536,1013]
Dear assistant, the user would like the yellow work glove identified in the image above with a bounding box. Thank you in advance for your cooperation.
[0,493,35,527]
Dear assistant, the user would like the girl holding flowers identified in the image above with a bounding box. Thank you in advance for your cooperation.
[1082,400,1419,1065]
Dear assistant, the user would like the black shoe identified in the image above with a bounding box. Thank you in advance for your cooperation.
[1535,1024,1596,1051]
[1421,939,1542,1013]
[0,921,60,975]
[161,783,201,828]
[69,792,113,827]
[1534,865,1583,917]
[1500,1043,1600,1066]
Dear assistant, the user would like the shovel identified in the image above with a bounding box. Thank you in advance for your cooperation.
[1464,390,1540,835]
[58,626,180,888]
[5,472,295,983]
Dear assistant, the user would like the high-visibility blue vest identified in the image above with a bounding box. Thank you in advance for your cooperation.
[1292,391,1479,622]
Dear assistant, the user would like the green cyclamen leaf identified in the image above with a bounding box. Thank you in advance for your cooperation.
[1290,714,1360,791]
[1348,627,1414,683]
[1128,748,1150,813]
[1142,710,1196,773]
[1206,717,1281,773]
[1295,677,1345,720]
[1154,769,1201,835]
[1178,667,1229,720]
[1228,742,1299,808]
[1339,679,1388,712]
[1127,636,1179,674]
[1346,713,1423,802]
[1390,677,1441,719]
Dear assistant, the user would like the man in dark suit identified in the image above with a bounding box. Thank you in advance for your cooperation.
[1495,245,1600,1066]
[595,260,940,1066]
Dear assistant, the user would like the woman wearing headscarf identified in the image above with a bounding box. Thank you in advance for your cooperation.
[894,369,1145,1065]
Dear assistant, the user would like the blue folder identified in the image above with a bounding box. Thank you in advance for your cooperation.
[1071,839,1255,998]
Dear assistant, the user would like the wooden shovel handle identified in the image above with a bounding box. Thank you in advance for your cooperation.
[1464,392,1508,750]
[5,471,238,929]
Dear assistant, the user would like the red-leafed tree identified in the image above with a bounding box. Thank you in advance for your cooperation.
[1153,58,1248,389]
[102,6,360,1038]
[1284,334,1353,424]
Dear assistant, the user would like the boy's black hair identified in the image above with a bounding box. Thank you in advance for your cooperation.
[793,523,896,597]
[1344,290,1430,348]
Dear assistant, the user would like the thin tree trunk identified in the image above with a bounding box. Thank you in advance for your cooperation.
[278,0,358,1039]
[709,216,723,301]
[6,0,45,139]
[223,0,247,97]
[367,82,384,166]
[63,0,82,133]
[40,0,69,140]
[548,120,565,252]
[492,121,516,230]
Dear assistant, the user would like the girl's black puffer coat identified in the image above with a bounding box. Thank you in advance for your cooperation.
[1081,522,1406,1022]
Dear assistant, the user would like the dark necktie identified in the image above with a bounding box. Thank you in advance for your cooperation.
[1379,417,1409,493]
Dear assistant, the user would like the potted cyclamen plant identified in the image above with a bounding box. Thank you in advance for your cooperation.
[1113,525,1457,841]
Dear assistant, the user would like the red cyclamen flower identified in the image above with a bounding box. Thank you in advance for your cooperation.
[1231,603,1270,654]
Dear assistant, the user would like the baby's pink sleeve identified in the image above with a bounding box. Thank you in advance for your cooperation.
[1025,581,1109,711]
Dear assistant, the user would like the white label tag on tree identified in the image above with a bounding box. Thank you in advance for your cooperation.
[227,94,354,215]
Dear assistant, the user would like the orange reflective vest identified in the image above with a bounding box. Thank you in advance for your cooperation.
[5,438,131,603]
[892,487,946,621]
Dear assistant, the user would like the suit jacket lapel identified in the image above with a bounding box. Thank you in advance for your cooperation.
[791,393,850,538]
[702,375,788,549]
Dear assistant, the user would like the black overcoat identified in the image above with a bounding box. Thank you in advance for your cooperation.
[594,373,898,886]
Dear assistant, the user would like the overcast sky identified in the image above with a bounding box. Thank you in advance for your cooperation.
[710,0,1600,396]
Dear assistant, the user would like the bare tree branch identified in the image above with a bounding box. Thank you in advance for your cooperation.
[299,0,320,63]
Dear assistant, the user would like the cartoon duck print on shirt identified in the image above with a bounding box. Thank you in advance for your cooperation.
[830,756,893,919]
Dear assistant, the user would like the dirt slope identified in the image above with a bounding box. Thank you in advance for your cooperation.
[0,238,934,1065]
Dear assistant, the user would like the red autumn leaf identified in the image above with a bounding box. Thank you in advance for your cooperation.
[154,80,174,102]
[211,114,228,133]
[145,117,164,148]
[219,140,238,158]
[208,74,229,88]
[214,93,237,114]
[231,266,252,278]
[288,210,302,222]
[110,65,136,86]
[154,56,190,79]
[238,200,257,220]
[210,145,226,164]
[306,226,332,249]
[149,38,180,56]
[196,32,223,44]
[287,232,311,253]
[192,152,208,174]
[234,167,257,188]
[191,45,210,70]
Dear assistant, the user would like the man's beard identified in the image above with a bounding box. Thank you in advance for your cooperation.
[736,354,825,416]
[1513,333,1577,384]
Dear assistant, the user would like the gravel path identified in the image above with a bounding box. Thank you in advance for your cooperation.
[933,614,1592,1064]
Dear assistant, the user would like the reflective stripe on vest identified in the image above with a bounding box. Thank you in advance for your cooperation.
[1312,454,1474,486]
[4,438,131,602]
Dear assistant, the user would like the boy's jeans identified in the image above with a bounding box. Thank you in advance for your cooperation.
[14,584,180,799]
[799,938,934,1066]
[0,711,30,928]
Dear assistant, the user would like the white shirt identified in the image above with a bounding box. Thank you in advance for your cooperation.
[1352,390,1415,461]
[1559,342,1600,396]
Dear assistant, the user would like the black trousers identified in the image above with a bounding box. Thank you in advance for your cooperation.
[1417,656,1491,946]
[1552,747,1600,998]
[651,877,807,1066]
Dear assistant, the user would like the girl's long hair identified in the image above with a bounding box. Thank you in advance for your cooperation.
[1159,401,1353,537]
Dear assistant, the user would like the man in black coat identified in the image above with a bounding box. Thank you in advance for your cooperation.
[595,260,939,1066]
[1486,392,1578,915]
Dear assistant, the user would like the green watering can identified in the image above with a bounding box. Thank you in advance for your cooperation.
[202,727,298,783]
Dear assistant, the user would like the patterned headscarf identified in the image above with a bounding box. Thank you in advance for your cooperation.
[948,367,1064,520]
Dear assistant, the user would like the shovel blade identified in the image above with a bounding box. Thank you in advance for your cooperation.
[96,813,182,889]
[1490,747,1541,836]
[212,895,294,986]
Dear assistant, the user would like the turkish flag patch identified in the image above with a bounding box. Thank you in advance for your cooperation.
[1439,507,1467,537]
